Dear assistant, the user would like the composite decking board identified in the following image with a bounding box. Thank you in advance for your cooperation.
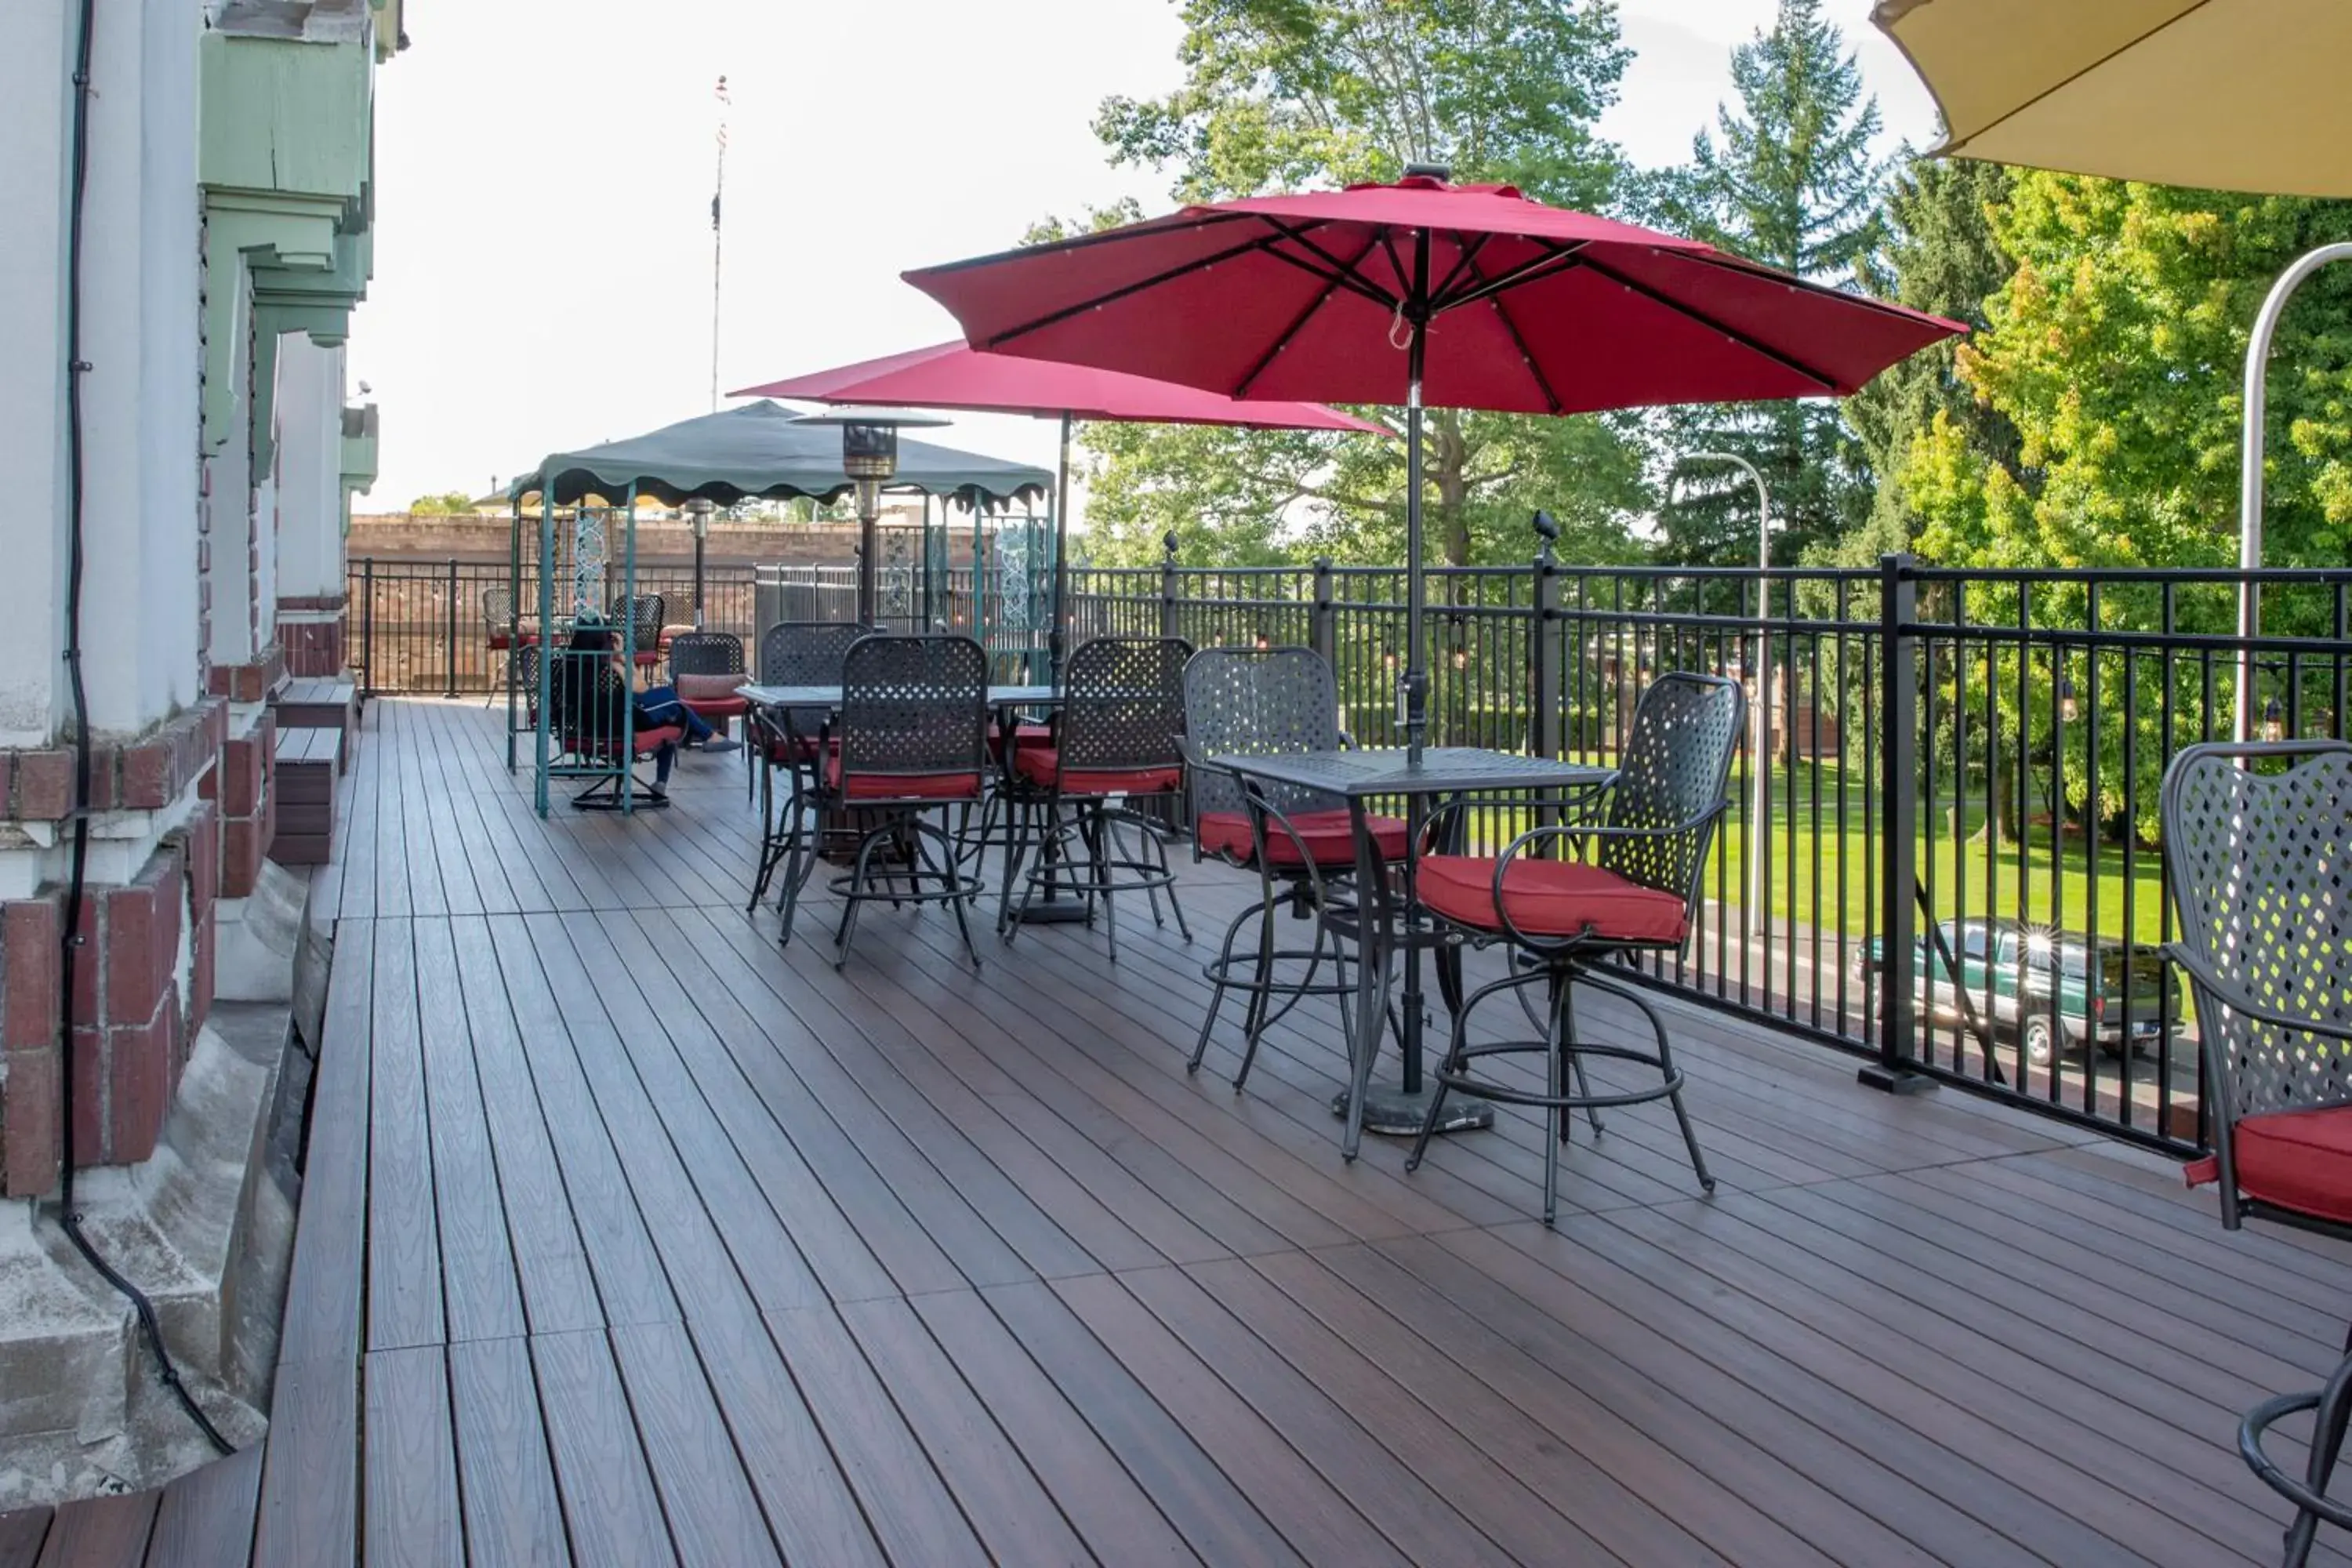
[274,916,372,1369]
[528,1329,677,1568]
[1050,1272,1414,1568]
[611,909,948,1304]
[443,918,605,1336]
[229,699,2352,1567]
[648,906,1049,1292]
[479,918,682,1329]
[761,1305,993,1568]
[514,913,803,1319]
[249,1358,359,1568]
[550,913,827,1312]
[141,1447,261,1568]
[681,1306,889,1568]
[1414,1225,2129,1568]
[909,1288,1203,1568]
[1236,1247,1763,1568]
[1500,1210,2262,1568]
[1113,1262,1531,1567]
[446,1337,571,1568]
[30,1492,154,1568]
[836,1297,1098,1567]
[607,1322,785,1567]
[1600,1196,2347,1566]
[361,1345,464,1568]
[409,920,528,1346]
[366,920,448,1352]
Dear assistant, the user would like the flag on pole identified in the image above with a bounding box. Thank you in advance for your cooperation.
[713,75,730,230]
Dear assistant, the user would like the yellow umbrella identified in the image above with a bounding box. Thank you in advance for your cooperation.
[1874,0,2352,198]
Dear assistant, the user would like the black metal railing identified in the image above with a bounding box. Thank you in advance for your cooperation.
[349,534,2352,1154]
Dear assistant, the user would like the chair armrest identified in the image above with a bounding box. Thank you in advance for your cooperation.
[1502,804,1730,865]
[2166,941,2352,1046]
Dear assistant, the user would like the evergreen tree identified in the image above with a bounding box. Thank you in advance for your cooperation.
[1652,0,1891,566]
[1833,158,2024,562]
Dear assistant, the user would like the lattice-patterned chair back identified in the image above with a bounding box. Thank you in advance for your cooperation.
[758,620,871,684]
[1598,671,1744,907]
[624,593,666,655]
[512,641,542,725]
[547,649,633,756]
[483,586,514,632]
[837,634,987,790]
[2162,741,2352,1130]
[1059,637,1192,775]
[668,630,744,679]
[1180,646,1344,822]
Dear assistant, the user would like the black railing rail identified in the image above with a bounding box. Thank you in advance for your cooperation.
[347,535,2352,1155]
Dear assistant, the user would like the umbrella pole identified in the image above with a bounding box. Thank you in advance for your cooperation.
[1051,411,1072,685]
[1403,230,1431,769]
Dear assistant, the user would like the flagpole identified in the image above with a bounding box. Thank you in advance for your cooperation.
[710,74,729,412]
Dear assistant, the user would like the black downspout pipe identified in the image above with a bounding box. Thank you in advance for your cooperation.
[55,0,230,1455]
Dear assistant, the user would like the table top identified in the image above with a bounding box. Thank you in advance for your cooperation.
[1212,746,1613,798]
[739,683,1060,709]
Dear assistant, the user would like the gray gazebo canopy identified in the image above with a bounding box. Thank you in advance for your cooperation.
[506,399,1054,509]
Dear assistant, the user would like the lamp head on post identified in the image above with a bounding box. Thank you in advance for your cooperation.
[2263,695,2288,742]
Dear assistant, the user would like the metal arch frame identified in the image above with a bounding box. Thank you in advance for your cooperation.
[2237,243,2352,742]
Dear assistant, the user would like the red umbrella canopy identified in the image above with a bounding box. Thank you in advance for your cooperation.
[732,342,1385,434]
[905,172,1965,415]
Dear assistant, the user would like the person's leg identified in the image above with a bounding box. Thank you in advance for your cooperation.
[649,741,677,796]
[640,687,718,745]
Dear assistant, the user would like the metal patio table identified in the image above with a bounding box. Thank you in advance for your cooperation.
[1213,746,1613,1160]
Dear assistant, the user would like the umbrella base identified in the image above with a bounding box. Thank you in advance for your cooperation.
[1018,895,1093,924]
[1330,1084,1494,1138]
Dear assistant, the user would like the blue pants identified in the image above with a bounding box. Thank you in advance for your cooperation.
[636,687,716,743]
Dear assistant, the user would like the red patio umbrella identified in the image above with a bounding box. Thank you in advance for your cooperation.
[906,168,1965,757]
[734,343,1382,674]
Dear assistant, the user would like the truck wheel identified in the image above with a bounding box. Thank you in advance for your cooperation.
[2025,1016,2056,1069]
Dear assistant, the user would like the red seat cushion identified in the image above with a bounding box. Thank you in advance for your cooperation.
[825,755,981,801]
[682,696,750,721]
[1014,746,1181,797]
[2186,1106,2352,1225]
[988,721,1054,759]
[1418,855,1690,944]
[1197,808,1409,868]
[572,723,683,760]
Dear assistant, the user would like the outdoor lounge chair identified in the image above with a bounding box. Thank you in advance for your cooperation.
[546,650,682,811]
[1408,670,1741,1225]
[2163,739,2352,1567]
[1180,644,1407,1087]
[669,630,749,746]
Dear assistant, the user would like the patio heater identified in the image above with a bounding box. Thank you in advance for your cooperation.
[684,497,716,627]
[789,408,946,626]
[1672,452,1775,920]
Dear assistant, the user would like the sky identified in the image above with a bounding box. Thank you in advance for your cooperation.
[353,0,1941,511]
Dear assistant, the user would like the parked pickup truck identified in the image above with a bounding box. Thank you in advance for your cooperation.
[1856,917,2179,1067]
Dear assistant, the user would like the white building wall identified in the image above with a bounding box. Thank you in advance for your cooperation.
[0,5,71,749]
[136,0,201,728]
[274,338,346,603]
[203,284,256,671]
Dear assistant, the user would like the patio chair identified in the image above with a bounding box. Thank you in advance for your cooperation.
[545,645,683,811]
[1407,670,1742,1225]
[622,593,667,681]
[482,586,535,709]
[1180,645,1408,1087]
[773,633,989,970]
[747,619,874,909]
[669,629,749,752]
[2162,739,2352,1568]
[1000,636,1193,960]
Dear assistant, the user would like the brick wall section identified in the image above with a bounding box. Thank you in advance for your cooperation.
[206,642,284,705]
[278,593,348,678]
[0,700,224,824]
[201,710,275,901]
[0,818,210,1195]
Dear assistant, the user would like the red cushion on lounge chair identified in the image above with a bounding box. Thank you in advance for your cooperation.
[825,756,981,801]
[1197,808,1408,867]
[2185,1105,2352,1225]
[1418,855,1690,944]
[632,724,683,756]
[1013,746,1181,796]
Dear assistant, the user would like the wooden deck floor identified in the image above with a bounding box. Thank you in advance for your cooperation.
[11,695,2352,1566]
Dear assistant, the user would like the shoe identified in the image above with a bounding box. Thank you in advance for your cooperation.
[701,736,742,754]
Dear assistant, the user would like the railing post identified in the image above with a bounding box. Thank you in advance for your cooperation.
[1863,552,1933,1094]
[1530,514,1563,762]
[359,557,376,699]
[1160,530,1181,641]
[1310,556,1337,670]
[445,557,462,698]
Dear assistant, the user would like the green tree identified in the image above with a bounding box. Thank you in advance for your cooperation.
[408,491,476,515]
[1064,0,1651,569]
[1653,0,1891,566]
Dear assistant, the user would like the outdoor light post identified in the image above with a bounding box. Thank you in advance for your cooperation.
[789,408,948,626]
[684,497,716,627]
[1675,451,1774,918]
